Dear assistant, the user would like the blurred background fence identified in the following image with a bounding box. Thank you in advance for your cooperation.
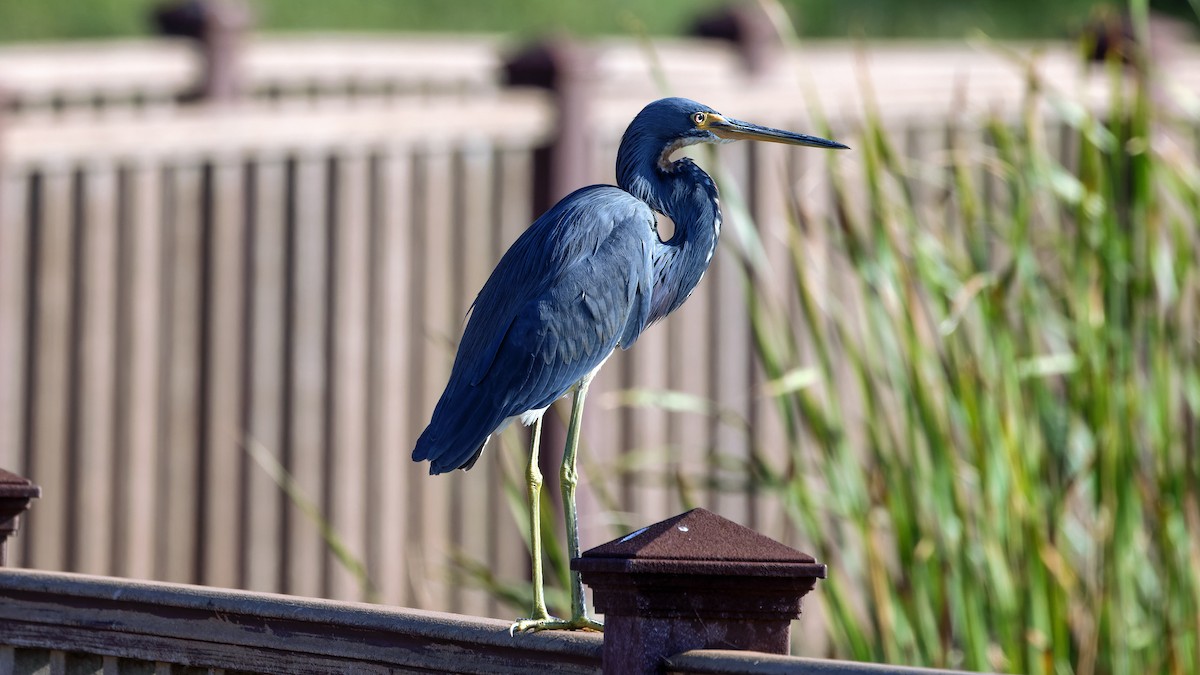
[1,1,1198,631]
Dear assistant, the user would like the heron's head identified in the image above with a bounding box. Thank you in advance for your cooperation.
[622,97,848,172]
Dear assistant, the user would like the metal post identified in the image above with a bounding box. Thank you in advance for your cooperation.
[0,470,42,567]
[575,508,826,674]
[154,0,252,103]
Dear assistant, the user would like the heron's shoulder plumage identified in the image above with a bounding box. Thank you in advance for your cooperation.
[456,185,654,380]
[412,184,657,473]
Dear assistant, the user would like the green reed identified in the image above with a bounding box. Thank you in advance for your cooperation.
[727,20,1199,675]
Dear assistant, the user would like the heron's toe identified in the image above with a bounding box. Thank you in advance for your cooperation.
[568,616,603,632]
[509,615,602,634]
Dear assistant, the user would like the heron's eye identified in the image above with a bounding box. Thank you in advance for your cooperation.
[693,112,707,126]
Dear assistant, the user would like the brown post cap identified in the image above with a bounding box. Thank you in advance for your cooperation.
[0,469,42,566]
[573,508,825,673]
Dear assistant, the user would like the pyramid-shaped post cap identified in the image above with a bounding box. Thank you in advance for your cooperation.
[573,508,824,620]
[1,469,41,566]
[0,469,41,528]
[576,507,826,578]
[574,509,825,670]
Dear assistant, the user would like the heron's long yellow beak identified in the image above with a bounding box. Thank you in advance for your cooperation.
[708,114,848,150]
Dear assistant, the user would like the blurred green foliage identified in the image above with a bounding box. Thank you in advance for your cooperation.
[0,0,1195,43]
[704,6,1200,671]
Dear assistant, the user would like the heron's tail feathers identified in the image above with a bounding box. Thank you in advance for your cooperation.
[412,428,489,475]
[412,389,505,474]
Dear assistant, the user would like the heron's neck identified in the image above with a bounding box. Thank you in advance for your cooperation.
[619,155,721,323]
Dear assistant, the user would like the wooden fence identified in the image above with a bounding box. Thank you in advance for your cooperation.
[3,27,1199,626]
[0,93,555,617]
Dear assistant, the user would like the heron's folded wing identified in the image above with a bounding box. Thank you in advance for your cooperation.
[451,186,655,390]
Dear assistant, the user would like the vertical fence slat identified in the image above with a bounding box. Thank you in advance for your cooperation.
[748,140,791,535]
[202,157,246,588]
[160,163,204,584]
[76,162,119,575]
[0,165,30,567]
[243,155,286,593]
[412,147,455,611]
[668,284,712,517]
[118,157,163,579]
[27,168,74,571]
[329,150,371,601]
[287,151,329,598]
[370,147,413,608]
[711,144,753,526]
[626,310,671,527]
[0,172,28,479]
[454,141,498,617]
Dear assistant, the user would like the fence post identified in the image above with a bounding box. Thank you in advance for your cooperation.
[154,0,252,103]
[503,38,596,214]
[502,39,597,500]
[0,92,31,568]
[691,3,787,78]
[0,470,41,567]
[574,508,825,674]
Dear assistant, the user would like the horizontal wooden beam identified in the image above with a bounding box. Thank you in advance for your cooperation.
[2,92,554,167]
[0,568,602,674]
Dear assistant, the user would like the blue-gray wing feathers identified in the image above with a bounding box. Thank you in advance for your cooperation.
[412,185,656,474]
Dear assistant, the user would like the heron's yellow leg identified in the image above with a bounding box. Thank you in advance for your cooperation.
[559,374,602,630]
[511,417,555,634]
[511,378,602,634]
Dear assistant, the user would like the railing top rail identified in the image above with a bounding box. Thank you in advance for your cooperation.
[1,90,553,166]
[4,36,1198,131]
[0,568,602,674]
[0,35,507,99]
[589,42,1200,135]
[0,39,193,99]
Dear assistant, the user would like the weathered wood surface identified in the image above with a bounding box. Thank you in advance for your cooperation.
[0,568,602,674]
[665,649,985,674]
[0,569,991,674]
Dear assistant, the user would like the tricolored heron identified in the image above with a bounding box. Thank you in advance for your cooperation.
[413,97,846,632]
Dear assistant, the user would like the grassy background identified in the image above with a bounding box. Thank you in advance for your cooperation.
[705,4,1200,669]
[0,0,1196,43]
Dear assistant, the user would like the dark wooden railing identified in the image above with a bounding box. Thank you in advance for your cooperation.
[0,567,604,675]
[0,487,985,674]
[0,567,984,674]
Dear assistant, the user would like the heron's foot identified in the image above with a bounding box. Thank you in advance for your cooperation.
[509,614,604,635]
